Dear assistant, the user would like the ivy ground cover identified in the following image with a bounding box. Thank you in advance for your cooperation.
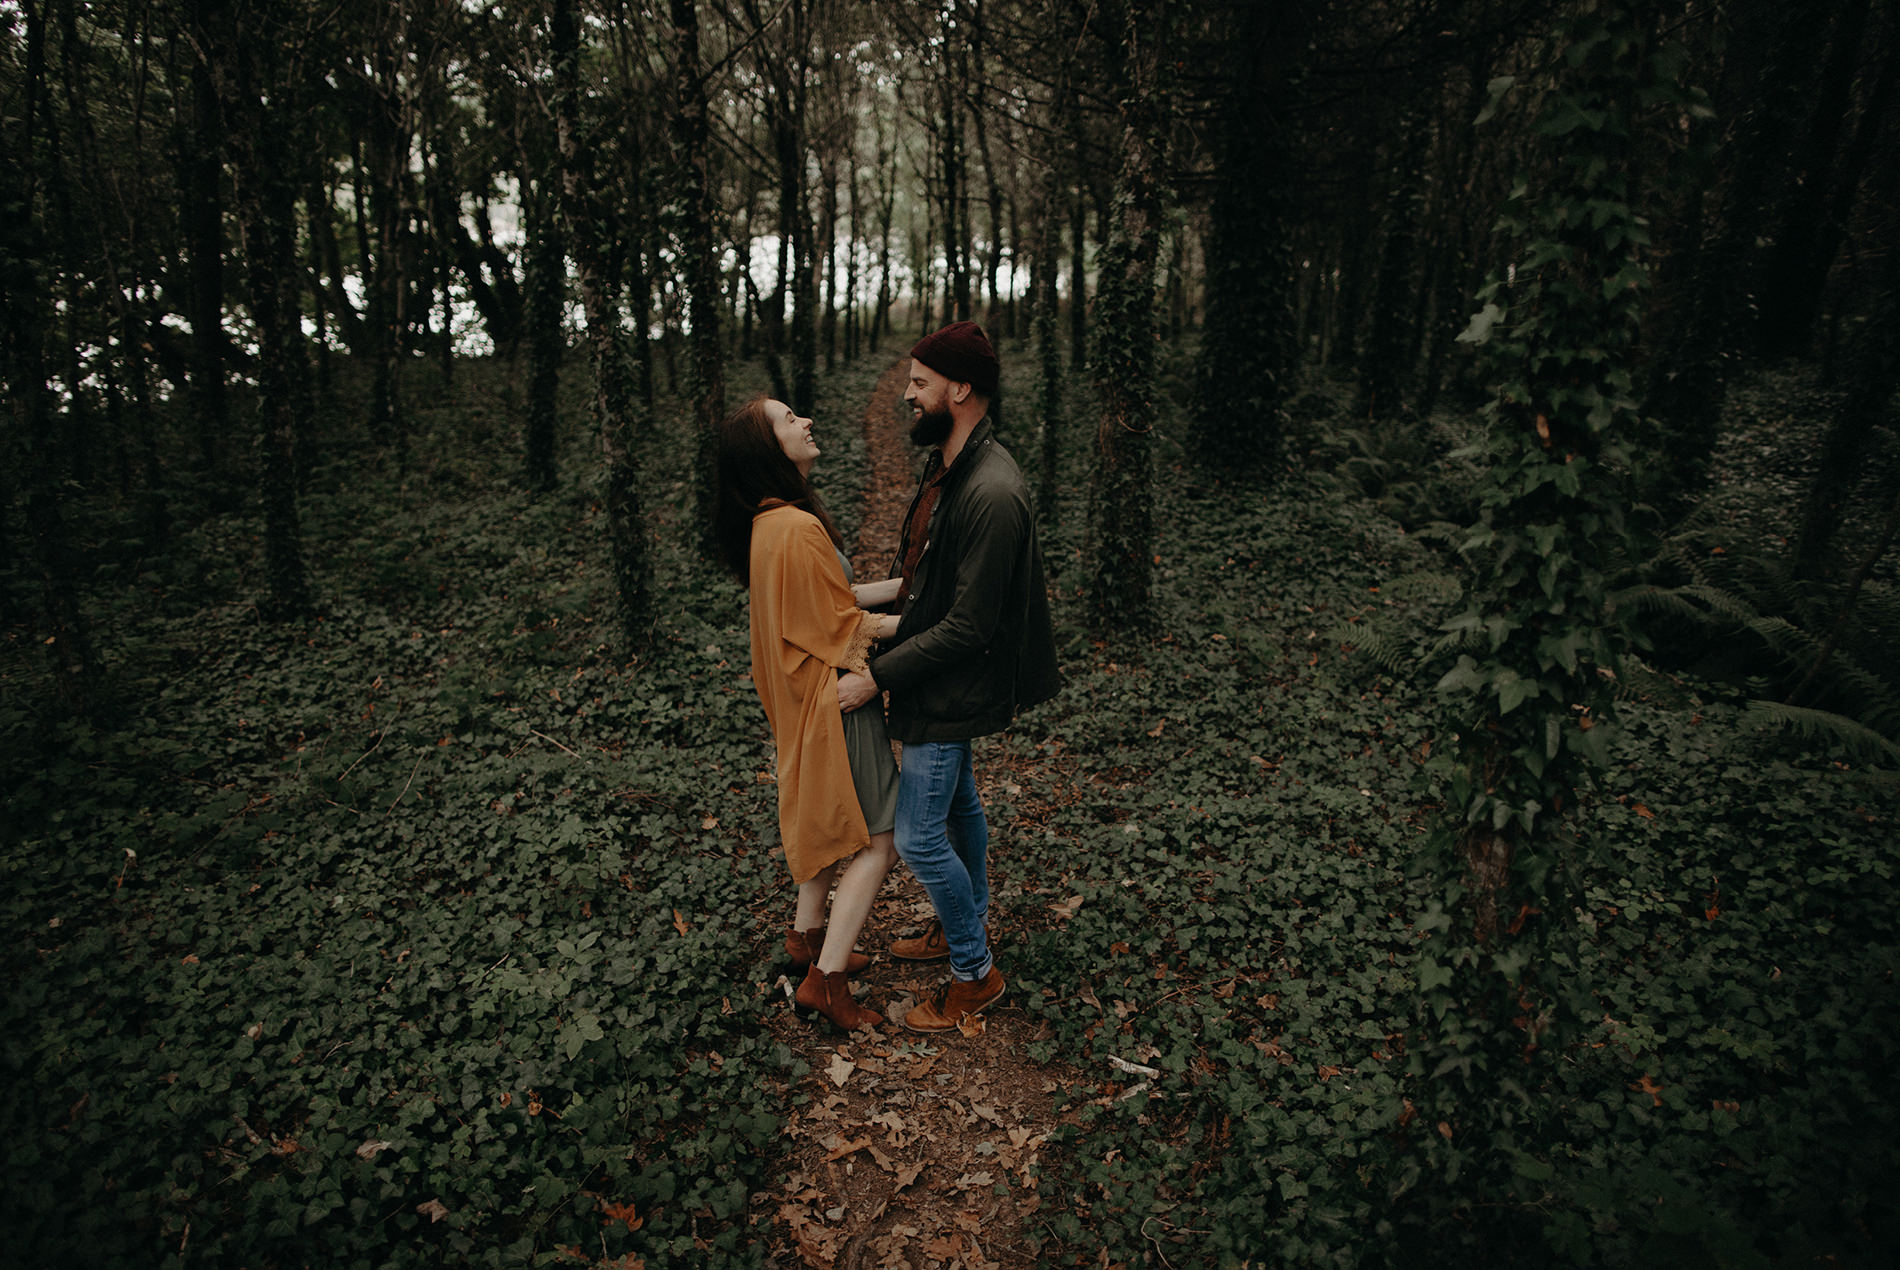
[3,351,1896,1266]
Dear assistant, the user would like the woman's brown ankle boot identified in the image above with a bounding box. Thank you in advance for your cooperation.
[785,927,870,975]
[795,964,883,1031]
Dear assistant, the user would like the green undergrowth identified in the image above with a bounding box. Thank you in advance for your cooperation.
[0,352,888,1267]
[4,348,1897,1267]
[1003,364,1898,1266]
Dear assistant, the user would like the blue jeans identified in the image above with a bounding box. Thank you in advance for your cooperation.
[895,740,992,981]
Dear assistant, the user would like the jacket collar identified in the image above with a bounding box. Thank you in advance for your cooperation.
[934,416,994,486]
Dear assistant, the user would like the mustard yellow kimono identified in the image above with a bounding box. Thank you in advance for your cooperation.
[748,503,880,883]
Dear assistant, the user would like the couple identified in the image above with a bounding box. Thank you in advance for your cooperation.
[713,321,1060,1034]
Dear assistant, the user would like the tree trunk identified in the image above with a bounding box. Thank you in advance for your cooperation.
[872,109,897,347]
[1034,175,1063,530]
[1192,0,1302,473]
[1753,0,1875,360]
[1792,144,1900,579]
[227,22,312,619]
[845,155,863,361]
[366,47,409,461]
[184,0,230,474]
[524,174,563,493]
[554,0,649,645]
[6,0,97,708]
[671,0,726,535]
[1358,111,1424,420]
[1088,0,1164,639]
[820,154,839,372]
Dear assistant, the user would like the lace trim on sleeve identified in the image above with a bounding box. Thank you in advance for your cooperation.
[842,611,878,675]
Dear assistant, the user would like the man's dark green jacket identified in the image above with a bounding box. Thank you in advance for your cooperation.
[870,419,1061,743]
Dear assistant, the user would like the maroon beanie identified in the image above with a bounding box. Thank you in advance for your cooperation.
[910,321,1000,397]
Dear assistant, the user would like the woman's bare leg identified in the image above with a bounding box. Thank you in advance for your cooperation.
[817,831,896,973]
[795,860,841,933]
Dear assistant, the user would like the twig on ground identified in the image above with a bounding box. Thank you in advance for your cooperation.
[339,730,385,780]
[531,729,585,760]
[385,752,426,814]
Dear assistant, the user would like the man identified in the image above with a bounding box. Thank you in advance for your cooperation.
[838,320,1061,1033]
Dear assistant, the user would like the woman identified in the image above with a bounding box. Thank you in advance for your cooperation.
[714,396,900,1031]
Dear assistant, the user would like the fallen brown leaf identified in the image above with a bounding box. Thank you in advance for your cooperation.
[826,1052,856,1087]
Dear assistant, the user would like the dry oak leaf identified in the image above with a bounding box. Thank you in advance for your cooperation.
[671,909,690,936]
[956,1012,987,1038]
[417,1198,449,1223]
[598,1198,642,1232]
[826,1052,857,1087]
[1632,1074,1664,1106]
[355,1138,394,1160]
[823,1136,871,1163]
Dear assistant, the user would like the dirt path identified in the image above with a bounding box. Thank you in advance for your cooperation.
[758,361,1075,1269]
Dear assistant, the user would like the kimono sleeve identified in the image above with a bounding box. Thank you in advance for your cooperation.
[758,513,879,674]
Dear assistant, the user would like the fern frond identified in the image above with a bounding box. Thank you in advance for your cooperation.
[1741,614,1825,672]
[1330,623,1420,676]
[1664,583,1767,628]
[1407,521,1470,549]
[1743,700,1900,769]
[1792,646,1900,737]
[1383,571,1464,606]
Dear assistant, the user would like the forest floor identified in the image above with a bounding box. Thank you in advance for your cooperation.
[758,360,1080,1270]
[5,351,1895,1269]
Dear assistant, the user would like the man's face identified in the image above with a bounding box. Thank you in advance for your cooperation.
[904,360,956,447]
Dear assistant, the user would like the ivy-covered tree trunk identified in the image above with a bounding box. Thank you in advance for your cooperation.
[226,11,311,619]
[1087,0,1165,639]
[671,0,726,536]
[553,0,649,645]
[366,48,409,462]
[1191,0,1301,474]
[1033,175,1064,529]
[1412,0,1705,1230]
[523,173,563,494]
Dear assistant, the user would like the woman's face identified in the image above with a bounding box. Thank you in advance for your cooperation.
[769,400,819,475]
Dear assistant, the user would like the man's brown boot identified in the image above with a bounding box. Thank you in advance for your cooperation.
[889,919,950,962]
[785,927,870,975]
[795,965,884,1031]
[902,966,1005,1032]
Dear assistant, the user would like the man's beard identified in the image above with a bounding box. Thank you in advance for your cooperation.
[909,404,953,446]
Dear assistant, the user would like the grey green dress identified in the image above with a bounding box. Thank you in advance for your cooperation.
[837,551,899,834]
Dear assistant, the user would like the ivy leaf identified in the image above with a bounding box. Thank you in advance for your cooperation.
[1496,671,1535,715]
[1436,655,1486,696]
[1456,303,1506,346]
[1474,75,1516,125]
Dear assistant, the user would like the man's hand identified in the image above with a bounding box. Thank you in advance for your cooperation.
[837,670,880,713]
[853,578,903,609]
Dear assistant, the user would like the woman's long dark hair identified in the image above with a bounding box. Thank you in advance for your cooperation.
[713,396,846,586]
